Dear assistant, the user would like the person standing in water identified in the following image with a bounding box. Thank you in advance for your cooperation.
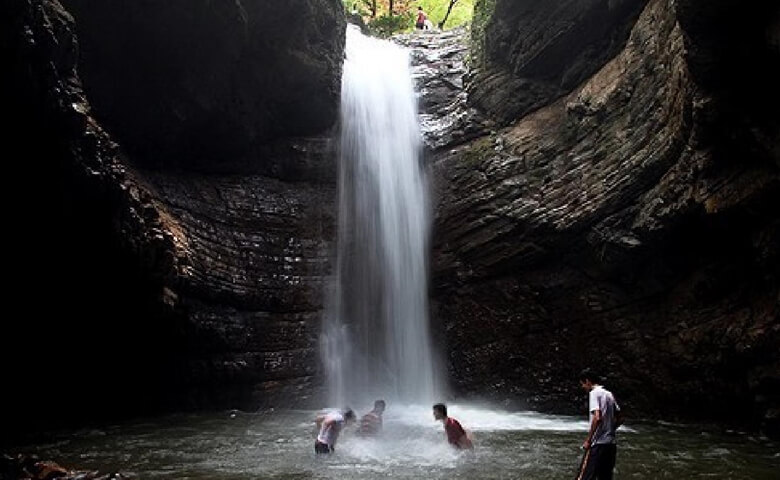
[357,399,386,436]
[433,403,473,449]
[314,408,356,454]
[576,369,623,480]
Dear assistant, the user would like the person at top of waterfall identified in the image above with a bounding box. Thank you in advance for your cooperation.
[576,369,624,480]
[314,408,356,454]
[433,403,473,450]
[416,6,428,30]
[357,399,386,436]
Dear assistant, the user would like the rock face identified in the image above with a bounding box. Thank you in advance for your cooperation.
[469,0,650,124]
[142,171,336,410]
[3,0,181,438]
[61,0,345,171]
[429,0,779,435]
[1,0,343,439]
[4,0,778,443]
[395,28,494,152]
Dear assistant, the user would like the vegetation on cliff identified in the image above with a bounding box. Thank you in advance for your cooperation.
[343,0,474,36]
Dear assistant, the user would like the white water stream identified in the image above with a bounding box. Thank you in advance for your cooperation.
[322,25,441,407]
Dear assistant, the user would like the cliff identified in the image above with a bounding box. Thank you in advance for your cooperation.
[1,0,344,439]
[429,0,779,435]
[3,0,778,441]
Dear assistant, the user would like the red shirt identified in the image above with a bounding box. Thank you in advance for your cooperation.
[444,417,466,446]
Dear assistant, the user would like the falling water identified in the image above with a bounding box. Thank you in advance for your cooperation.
[321,25,440,407]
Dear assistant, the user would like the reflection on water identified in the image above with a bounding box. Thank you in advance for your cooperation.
[12,405,779,479]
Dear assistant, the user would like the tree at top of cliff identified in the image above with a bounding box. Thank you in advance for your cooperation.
[344,0,474,30]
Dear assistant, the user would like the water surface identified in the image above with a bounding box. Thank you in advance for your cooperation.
[15,405,779,479]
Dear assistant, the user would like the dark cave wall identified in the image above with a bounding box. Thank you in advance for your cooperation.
[4,0,778,445]
[1,0,184,440]
[1,0,345,442]
[60,0,346,172]
[431,0,779,435]
[468,0,650,124]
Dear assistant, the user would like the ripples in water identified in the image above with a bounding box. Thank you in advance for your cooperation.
[11,404,780,479]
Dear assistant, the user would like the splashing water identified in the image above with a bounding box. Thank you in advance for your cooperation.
[321,25,441,407]
[13,408,779,479]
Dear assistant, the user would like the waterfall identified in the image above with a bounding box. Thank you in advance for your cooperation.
[321,26,441,407]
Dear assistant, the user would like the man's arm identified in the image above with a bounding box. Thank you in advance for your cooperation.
[583,409,601,449]
[315,415,332,428]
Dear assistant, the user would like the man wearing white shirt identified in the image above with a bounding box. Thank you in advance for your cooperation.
[314,408,355,454]
[577,369,624,480]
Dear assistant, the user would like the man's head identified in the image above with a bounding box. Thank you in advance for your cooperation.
[432,403,447,421]
[578,368,601,391]
[418,6,423,11]
[344,408,356,423]
[374,400,386,414]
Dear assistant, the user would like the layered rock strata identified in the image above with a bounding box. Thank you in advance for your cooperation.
[1,0,344,440]
[429,0,779,436]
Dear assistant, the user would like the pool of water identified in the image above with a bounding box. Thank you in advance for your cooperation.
[12,404,780,479]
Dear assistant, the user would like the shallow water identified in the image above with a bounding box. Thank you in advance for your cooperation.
[13,405,779,479]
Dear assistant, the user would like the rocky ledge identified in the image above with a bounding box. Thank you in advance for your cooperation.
[0,454,134,480]
[394,27,493,150]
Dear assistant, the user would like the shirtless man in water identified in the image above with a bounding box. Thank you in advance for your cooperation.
[357,400,386,436]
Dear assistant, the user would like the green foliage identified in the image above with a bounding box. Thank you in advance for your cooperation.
[418,0,474,30]
[469,0,496,68]
[342,0,474,32]
[367,13,415,38]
